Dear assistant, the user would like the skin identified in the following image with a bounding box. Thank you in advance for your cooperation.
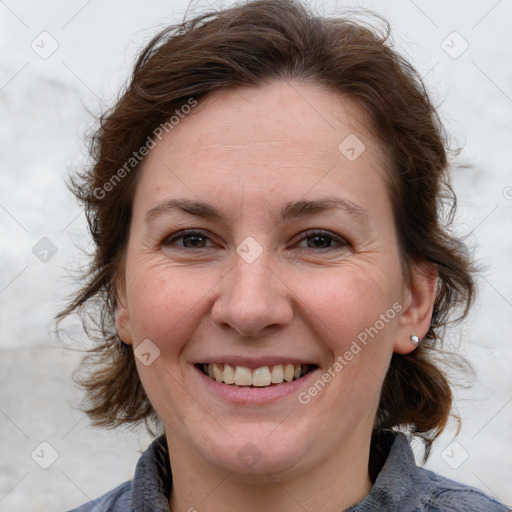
[115,80,437,512]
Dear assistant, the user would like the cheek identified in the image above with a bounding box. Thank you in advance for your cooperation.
[125,262,219,346]
[294,263,400,398]
[302,271,398,406]
[299,265,398,341]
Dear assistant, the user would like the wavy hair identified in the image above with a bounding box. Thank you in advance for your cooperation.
[57,0,475,458]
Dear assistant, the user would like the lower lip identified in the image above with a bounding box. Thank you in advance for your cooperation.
[194,365,319,404]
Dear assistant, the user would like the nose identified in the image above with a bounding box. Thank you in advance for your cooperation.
[211,253,294,337]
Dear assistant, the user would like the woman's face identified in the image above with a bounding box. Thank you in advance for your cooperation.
[116,80,434,480]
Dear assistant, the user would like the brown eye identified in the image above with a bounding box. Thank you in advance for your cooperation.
[163,230,214,249]
[181,234,208,248]
[306,234,332,249]
[296,230,349,250]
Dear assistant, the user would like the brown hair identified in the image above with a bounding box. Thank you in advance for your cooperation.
[57,0,474,456]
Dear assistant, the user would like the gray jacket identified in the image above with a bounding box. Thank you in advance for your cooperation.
[67,431,509,511]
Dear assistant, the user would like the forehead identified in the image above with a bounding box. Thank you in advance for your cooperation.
[134,80,390,218]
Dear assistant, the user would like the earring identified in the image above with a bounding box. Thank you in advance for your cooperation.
[410,335,420,346]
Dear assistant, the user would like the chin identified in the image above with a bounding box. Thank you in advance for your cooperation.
[197,426,312,479]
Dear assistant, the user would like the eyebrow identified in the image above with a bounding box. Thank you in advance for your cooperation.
[144,196,371,225]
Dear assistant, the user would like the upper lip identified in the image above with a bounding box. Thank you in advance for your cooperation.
[192,355,318,369]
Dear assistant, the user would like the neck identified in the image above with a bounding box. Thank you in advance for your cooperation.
[167,430,373,512]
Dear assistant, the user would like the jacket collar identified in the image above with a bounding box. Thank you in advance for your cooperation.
[130,430,419,511]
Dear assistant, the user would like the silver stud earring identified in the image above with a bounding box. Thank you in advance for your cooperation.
[410,335,420,346]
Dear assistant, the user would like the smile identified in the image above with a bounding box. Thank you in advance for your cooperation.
[197,363,316,387]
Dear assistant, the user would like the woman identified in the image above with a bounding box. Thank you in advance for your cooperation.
[60,1,509,510]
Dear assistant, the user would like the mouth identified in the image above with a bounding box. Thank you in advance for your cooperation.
[195,363,318,387]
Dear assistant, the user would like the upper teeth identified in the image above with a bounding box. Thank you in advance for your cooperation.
[204,363,307,387]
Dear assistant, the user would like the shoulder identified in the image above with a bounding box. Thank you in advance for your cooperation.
[359,431,510,512]
[414,465,510,512]
[65,480,132,512]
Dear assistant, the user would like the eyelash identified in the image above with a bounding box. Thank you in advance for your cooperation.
[162,229,349,252]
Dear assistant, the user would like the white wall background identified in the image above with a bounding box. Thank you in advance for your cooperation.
[1,0,511,510]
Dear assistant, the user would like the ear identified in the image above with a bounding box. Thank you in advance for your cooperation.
[394,262,437,354]
[114,270,133,345]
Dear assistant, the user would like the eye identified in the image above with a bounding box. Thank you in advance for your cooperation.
[163,229,215,249]
[294,229,349,250]
[162,228,349,252]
